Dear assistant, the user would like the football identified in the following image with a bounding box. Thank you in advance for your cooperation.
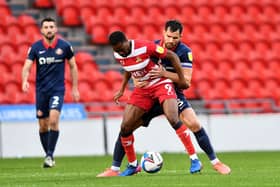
[140,151,163,173]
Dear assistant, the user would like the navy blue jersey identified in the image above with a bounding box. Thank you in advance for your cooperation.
[154,40,193,94]
[27,37,74,92]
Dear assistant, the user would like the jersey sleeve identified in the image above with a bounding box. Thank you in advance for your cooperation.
[146,42,167,59]
[179,48,193,68]
[27,45,36,61]
[65,42,75,60]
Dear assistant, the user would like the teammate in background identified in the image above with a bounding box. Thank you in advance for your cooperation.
[97,20,231,177]
[21,17,80,168]
[104,31,200,176]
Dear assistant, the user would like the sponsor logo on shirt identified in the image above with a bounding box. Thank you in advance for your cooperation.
[156,45,165,54]
[55,48,63,55]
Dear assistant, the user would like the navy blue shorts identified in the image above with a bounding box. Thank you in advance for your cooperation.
[141,91,191,127]
[36,91,65,118]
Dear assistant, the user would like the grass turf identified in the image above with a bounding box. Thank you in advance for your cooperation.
[0,151,280,187]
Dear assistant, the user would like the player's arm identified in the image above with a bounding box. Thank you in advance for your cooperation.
[164,50,188,89]
[21,59,33,92]
[150,65,192,88]
[68,56,80,102]
[114,71,131,104]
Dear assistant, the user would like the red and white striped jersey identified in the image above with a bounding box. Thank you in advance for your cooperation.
[114,39,172,88]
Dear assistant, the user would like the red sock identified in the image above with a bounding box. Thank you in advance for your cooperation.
[176,125,196,155]
[121,134,137,163]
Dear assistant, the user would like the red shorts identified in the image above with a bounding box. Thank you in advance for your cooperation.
[128,83,177,111]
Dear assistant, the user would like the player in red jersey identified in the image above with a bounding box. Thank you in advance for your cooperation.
[107,31,194,176]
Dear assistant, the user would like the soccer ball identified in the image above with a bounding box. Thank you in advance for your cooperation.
[140,151,163,173]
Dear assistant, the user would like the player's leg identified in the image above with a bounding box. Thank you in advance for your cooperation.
[97,103,163,177]
[47,109,60,160]
[180,108,231,174]
[119,104,145,176]
[36,91,54,168]
[176,95,202,173]
[43,93,64,167]
[38,118,49,156]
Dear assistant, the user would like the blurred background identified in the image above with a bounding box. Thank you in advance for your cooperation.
[0,0,280,158]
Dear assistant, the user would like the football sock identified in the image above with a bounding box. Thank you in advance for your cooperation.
[190,154,199,160]
[175,124,196,155]
[111,166,120,171]
[47,130,59,159]
[194,127,216,161]
[210,158,220,165]
[39,131,49,154]
[112,133,125,168]
[121,134,137,164]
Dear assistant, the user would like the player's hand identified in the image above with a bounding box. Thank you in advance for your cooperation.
[149,64,165,79]
[22,81,29,92]
[72,88,80,102]
[114,90,124,104]
[133,77,149,88]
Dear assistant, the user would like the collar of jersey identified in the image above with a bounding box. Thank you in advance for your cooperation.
[42,36,58,49]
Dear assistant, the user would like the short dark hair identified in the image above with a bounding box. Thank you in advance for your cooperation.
[108,31,127,45]
[40,17,56,27]
[165,20,183,34]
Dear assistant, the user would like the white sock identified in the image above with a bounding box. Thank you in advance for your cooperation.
[111,166,120,171]
[190,154,198,160]
[210,158,220,165]
[129,160,138,167]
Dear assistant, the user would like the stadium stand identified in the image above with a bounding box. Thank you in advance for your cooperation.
[1,0,280,114]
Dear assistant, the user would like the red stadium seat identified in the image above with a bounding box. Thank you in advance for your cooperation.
[55,0,77,16]
[15,92,35,104]
[237,40,254,59]
[104,70,123,84]
[163,4,181,19]
[213,4,229,21]
[0,0,11,16]
[86,104,107,114]
[183,86,198,100]
[62,6,81,26]
[229,59,250,81]
[75,51,96,68]
[125,23,141,39]
[5,16,23,37]
[203,41,221,60]
[80,6,95,23]
[142,23,160,41]
[224,22,243,43]
[218,41,238,61]
[244,3,263,24]
[262,4,279,23]
[33,0,54,8]
[90,25,108,44]
[228,3,246,24]
[229,79,247,99]
[209,23,226,42]
[205,102,225,114]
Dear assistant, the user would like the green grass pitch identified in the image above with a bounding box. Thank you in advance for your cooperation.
[1,151,280,187]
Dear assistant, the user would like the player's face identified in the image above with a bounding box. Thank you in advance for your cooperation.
[163,28,181,49]
[113,41,131,57]
[41,21,57,41]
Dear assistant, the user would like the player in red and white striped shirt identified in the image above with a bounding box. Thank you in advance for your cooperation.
[107,31,189,176]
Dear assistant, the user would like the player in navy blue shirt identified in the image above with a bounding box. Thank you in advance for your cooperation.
[22,17,80,168]
[97,20,231,177]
